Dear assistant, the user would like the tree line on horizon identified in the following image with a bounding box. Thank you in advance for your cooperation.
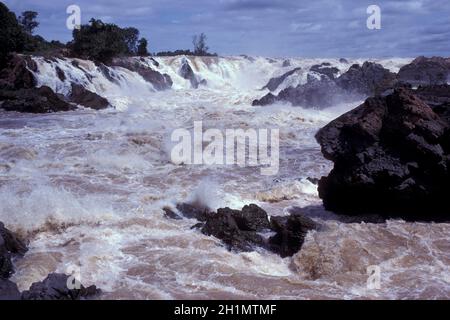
[0,2,216,68]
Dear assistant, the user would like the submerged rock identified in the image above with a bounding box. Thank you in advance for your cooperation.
[69,83,110,110]
[21,273,101,300]
[316,88,450,220]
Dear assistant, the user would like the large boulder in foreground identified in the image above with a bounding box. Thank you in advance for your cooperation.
[170,203,317,257]
[0,222,27,279]
[398,56,450,87]
[21,273,101,300]
[316,88,450,220]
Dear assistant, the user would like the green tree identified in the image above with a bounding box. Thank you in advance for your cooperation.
[137,38,149,56]
[72,18,129,63]
[19,11,39,34]
[0,3,26,68]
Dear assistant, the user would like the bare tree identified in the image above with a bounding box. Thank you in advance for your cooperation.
[192,33,209,56]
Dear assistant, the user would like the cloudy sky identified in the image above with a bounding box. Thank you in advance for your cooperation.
[3,0,450,57]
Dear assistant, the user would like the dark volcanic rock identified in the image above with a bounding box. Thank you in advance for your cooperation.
[339,58,349,64]
[262,67,301,91]
[398,56,450,86]
[0,86,74,113]
[201,205,269,252]
[175,203,213,222]
[55,66,66,82]
[415,85,450,123]
[310,63,340,80]
[69,83,110,110]
[169,202,316,257]
[163,207,183,220]
[252,92,278,106]
[254,61,396,108]
[255,75,346,108]
[316,88,450,220]
[335,62,397,96]
[268,213,317,258]
[110,58,173,90]
[0,222,27,279]
[21,273,101,300]
[0,54,37,90]
[0,279,21,300]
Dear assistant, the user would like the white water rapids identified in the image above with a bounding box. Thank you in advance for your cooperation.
[0,55,449,299]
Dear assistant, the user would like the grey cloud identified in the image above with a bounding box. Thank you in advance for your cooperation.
[2,0,450,57]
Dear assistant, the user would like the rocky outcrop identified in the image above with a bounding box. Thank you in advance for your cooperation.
[398,56,450,86]
[179,59,205,89]
[0,222,27,279]
[336,62,397,96]
[69,83,110,110]
[0,54,37,90]
[0,86,74,113]
[275,75,346,108]
[168,203,317,257]
[201,205,269,252]
[262,67,301,91]
[0,54,112,113]
[21,273,101,300]
[310,63,340,80]
[316,88,450,220]
[110,58,173,90]
[415,84,450,122]
[254,62,396,108]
